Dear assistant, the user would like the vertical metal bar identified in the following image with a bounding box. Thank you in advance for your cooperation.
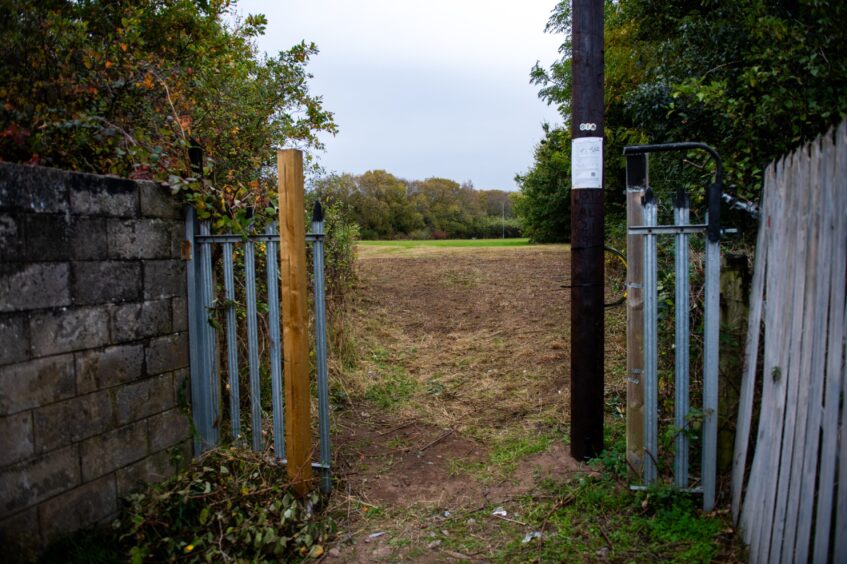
[674,191,690,488]
[199,221,220,449]
[244,239,263,452]
[702,223,721,511]
[642,192,658,484]
[222,241,241,442]
[185,207,206,455]
[312,203,332,493]
[626,154,646,479]
[265,223,286,460]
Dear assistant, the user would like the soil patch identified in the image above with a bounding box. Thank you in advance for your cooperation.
[327,244,621,561]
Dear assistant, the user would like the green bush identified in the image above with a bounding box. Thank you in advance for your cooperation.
[1,1,336,235]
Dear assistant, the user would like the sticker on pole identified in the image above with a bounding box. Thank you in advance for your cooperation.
[571,137,603,189]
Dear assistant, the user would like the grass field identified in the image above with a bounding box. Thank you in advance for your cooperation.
[358,238,530,248]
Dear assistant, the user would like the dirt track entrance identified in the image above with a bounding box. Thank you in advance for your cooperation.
[326,244,627,561]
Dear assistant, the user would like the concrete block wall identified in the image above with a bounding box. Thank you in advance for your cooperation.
[0,163,192,556]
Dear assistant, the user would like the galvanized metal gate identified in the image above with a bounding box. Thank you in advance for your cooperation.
[624,143,722,511]
[184,203,332,492]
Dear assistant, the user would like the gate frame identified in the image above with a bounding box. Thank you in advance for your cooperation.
[623,142,722,511]
[184,150,332,495]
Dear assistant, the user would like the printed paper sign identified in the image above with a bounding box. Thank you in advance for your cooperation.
[571,137,603,189]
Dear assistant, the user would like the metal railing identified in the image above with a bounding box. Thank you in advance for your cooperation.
[184,203,332,492]
[624,143,722,511]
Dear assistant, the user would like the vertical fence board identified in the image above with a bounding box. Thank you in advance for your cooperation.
[745,153,791,556]
[793,138,831,563]
[758,150,802,563]
[772,147,814,563]
[812,126,843,563]
[278,149,313,495]
[831,121,847,564]
[731,165,770,522]
[735,120,847,562]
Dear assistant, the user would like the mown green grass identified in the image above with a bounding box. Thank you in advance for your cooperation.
[437,440,737,563]
[358,238,530,248]
[490,477,730,563]
[452,434,555,483]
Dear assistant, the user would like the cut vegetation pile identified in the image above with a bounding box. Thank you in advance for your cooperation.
[41,449,333,563]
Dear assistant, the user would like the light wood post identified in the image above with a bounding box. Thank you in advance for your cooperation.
[625,154,646,479]
[278,149,313,495]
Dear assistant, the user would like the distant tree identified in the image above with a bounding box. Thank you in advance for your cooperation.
[311,170,522,240]
[479,190,515,219]
[525,0,847,221]
[513,124,572,243]
[619,0,847,199]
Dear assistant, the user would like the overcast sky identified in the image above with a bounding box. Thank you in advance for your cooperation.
[231,1,564,191]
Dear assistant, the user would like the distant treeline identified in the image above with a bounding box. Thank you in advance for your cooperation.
[312,170,521,240]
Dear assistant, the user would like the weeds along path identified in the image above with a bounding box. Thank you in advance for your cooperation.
[327,244,628,561]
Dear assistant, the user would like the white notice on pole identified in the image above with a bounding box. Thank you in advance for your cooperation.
[571,137,603,189]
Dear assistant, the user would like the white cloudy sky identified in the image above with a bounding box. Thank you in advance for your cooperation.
[231,1,564,190]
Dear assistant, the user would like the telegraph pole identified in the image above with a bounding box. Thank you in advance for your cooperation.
[569,0,605,460]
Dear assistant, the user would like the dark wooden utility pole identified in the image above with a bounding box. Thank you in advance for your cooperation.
[569,0,605,460]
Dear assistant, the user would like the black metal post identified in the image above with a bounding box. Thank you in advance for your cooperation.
[570,0,605,460]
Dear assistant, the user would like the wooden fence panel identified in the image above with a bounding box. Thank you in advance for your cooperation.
[734,120,847,563]
[811,122,843,563]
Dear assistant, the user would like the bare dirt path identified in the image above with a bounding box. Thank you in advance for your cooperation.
[325,244,627,561]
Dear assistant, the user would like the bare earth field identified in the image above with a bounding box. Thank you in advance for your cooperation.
[325,244,631,561]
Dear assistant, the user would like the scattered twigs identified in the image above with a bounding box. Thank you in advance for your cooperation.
[537,494,576,554]
[417,428,455,453]
[441,548,488,562]
[493,514,528,526]
[598,516,614,549]
[377,419,419,436]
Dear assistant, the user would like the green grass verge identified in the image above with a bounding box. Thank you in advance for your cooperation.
[358,238,531,248]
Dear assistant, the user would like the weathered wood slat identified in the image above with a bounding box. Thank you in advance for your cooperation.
[735,120,847,563]
[731,163,771,523]
[744,153,791,554]
[756,149,802,563]
[770,146,814,564]
[812,125,845,563]
[740,160,777,545]
[793,137,833,563]
[831,120,847,564]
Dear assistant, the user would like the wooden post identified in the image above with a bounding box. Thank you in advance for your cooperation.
[278,149,313,495]
[625,154,646,479]
[569,0,606,461]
